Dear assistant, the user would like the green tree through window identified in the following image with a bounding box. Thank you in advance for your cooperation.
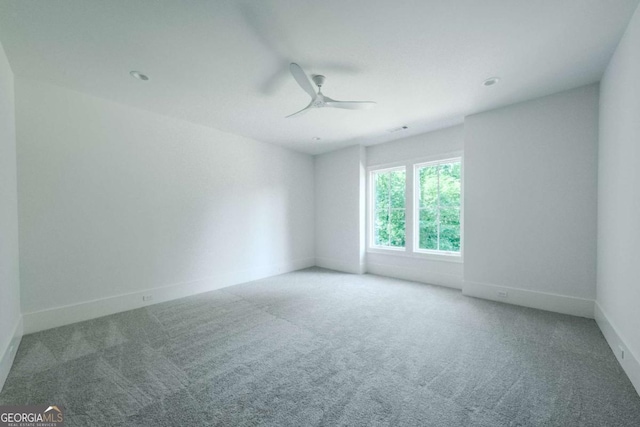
[417,161,461,252]
[372,168,406,247]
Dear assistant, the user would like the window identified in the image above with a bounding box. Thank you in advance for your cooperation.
[371,167,406,248]
[367,153,462,260]
[415,159,461,253]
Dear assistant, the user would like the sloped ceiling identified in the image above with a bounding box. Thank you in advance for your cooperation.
[0,0,638,154]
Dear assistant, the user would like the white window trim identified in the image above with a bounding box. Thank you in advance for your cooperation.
[366,151,463,263]
[368,165,407,251]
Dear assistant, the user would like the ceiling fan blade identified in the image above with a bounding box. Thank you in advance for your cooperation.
[325,100,377,110]
[289,63,317,99]
[286,102,313,118]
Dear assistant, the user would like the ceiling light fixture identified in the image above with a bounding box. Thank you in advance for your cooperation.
[130,71,149,81]
[483,77,500,87]
[312,137,322,141]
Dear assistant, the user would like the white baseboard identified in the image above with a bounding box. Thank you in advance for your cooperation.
[315,257,364,274]
[23,257,315,334]
[366,261,463,290]
[595,302,640,397]
[0,316,23,392]
[463,280,594,318]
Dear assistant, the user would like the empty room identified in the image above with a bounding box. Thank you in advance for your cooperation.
[1,0,639,426]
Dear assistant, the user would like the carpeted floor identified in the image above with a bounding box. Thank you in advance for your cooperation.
[1,268,639,426]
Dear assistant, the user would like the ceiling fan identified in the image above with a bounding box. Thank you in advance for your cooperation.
[286,63,376,118]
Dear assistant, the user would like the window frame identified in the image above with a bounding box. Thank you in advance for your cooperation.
[368,165,407,252]
[413,156,463,258]
[366,152,463,263]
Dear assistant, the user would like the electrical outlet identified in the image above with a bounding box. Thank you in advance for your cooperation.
[142,295,153,302]
[497,291,508,298]
[619,345,625,360]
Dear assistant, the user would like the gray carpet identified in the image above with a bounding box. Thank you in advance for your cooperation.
[1,268,639,426]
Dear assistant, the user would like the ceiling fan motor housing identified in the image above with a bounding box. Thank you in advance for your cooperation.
[312,74,326,88]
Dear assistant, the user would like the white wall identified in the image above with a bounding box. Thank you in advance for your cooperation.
[0,40,22,391]
[596,3,640,394]
[366,125,464,167]
[365,125,465,289]
[315,145,366,273]
[463,85,599,317]
[15,78,315,333]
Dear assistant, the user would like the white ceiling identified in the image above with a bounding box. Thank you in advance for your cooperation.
[0,0,638,155]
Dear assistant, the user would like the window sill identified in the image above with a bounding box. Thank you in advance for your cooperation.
[367,247,463,263]
[368,246,407,254]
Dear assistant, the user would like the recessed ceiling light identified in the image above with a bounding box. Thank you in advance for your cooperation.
[483,77,500,87]
[312,137,322,141]
[130,71,149,81]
